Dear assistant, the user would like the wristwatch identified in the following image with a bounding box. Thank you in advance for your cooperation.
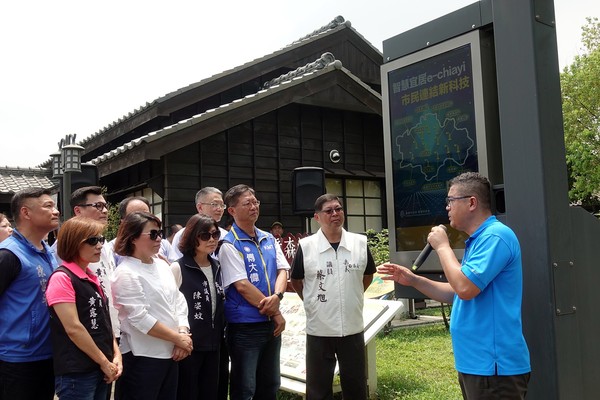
[275,291,284,300]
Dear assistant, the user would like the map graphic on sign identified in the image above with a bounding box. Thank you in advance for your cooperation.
[395,112,475,182]
[385,43,481,249]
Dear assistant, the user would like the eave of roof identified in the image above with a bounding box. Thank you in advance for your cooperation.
[91,58,381,176]
[77,16,382,153]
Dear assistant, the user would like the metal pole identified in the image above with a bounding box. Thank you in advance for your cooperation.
[62,171,71,220]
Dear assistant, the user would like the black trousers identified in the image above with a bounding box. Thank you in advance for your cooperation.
[0,358,54,400]
[119,352,178,400]
[177,350,220,400]
[217,335,229,400]
[458,371,531,400]
[305,333,367,400]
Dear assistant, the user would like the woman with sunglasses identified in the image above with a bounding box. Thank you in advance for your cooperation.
[45,216,121,400]
[111,211,192,400]
[170,214,225,400]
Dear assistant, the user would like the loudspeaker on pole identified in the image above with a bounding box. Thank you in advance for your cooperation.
[292,167,326,215]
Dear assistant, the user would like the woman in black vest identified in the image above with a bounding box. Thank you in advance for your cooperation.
[46,216,121,400]
[170,214,225,400]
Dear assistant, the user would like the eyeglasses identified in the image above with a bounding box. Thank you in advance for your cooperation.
[200,202,226,210]
[239,200,260,208]
[320,207,344,215]
[445,196,473,206]
[83,236,106,246]
[77,202,109,211]
[198,231,221,241]
[141,229,163,240]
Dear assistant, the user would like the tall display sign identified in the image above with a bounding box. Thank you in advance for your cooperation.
[382,30,500,272]
[382,1,600,398]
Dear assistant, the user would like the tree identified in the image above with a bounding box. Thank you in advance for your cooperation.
[366,228,389,265]
[105,203,120,240]
[561,17,600,211]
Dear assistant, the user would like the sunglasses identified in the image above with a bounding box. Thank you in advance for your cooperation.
[320,206,344,215]
[198,231,221,241]
[83,236,106,246]
[141,229,163,240]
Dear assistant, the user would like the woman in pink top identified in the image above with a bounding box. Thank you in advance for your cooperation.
[46,217,122,400]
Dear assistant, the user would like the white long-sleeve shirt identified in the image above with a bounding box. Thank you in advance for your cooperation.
[111,256,189,359]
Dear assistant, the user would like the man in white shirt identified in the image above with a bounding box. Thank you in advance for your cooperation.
[171,187,228,259]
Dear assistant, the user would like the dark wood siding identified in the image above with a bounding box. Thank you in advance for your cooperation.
[153,103,383,233]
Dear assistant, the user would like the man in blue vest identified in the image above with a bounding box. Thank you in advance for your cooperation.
[0,188,60,400]
[219,184,289,400]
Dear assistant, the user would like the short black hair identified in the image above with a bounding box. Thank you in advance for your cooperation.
[71,186,103,207]
[449,172,492,211]
[314,194,343,212]
[179,214,219,257]
[114,211,161,257]
[224,184,255,208]
[11,187,54,224]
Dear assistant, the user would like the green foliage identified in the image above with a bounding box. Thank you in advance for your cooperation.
[105,203,120,241]
[561,17,600,209]
[366,228,390,265]
[276,321,460,400]
[375,324,460,399]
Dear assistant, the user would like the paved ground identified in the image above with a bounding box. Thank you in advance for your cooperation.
[390,314,445,329]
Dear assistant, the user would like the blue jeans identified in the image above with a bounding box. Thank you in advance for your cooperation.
[55,370,108,400]
[227,322,281,400]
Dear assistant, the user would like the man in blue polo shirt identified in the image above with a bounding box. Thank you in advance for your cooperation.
[0,188,60,400]
[378,172,530,400]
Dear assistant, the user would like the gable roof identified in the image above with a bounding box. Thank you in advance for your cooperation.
[91,54,381,176]
[0,167,56,195]
[76,16,382,159]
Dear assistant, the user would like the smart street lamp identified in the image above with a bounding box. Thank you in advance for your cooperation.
[50,134,84,220]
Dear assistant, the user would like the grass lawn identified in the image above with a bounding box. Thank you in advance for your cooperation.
[376,323,461,399]
[278,307,462,400]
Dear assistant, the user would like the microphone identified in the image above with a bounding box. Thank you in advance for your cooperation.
[412,225,447,271]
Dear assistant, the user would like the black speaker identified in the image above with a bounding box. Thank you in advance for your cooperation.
[292,167,326,215]
[70,163,99,193]
[492,184,505,215]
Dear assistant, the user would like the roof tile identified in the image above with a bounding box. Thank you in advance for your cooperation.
[0,167,56,194]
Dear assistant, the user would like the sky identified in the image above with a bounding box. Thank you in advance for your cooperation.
[1,0,598,168]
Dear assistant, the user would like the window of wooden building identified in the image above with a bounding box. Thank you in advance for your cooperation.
[131,188,164,222]
[310,178,383,233]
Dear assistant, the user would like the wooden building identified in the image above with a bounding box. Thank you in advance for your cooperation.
[82,16,385,234]
[0,167,56,217]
